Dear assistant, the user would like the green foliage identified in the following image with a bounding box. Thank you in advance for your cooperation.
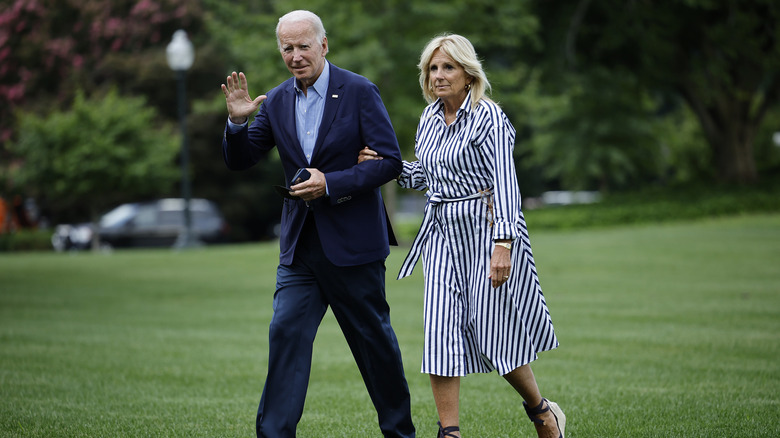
[523,177,780,231]
[530,0,780,183]
[0,0,231,233]
[201,0,541,157]
[6,1,780,242]
[753,104,780,174]
[11,89,180,221]
[653,102,715,182]
[525,68,663,191]
[0,0,206,146]
[0,229,51,251]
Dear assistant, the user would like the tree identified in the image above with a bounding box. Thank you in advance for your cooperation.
[525,68,664,191]
[202,0,542,154]
[0,0,204,156]
[0,0,259,238]
[532,0,780,184]
[10,89,180,226]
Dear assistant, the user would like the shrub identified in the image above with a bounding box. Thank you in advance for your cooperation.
[0,229,52,252]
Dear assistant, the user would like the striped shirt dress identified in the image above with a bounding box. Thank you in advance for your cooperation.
[397,93,559,377]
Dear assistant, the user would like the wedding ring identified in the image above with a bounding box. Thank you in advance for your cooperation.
[503,275,509,279]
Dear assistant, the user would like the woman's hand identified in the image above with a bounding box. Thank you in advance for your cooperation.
[489,242,512,288]
[358,146,383,164]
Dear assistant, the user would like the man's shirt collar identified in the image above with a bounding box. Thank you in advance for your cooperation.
[294,60,330,98]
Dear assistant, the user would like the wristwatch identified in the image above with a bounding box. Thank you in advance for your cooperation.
[495,241,512,250]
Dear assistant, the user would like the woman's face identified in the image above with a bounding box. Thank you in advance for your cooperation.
[428,48,472,106]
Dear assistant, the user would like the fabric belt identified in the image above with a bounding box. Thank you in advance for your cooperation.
[397,189,491,279]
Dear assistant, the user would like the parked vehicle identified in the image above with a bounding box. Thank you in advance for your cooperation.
[51,198,229,251]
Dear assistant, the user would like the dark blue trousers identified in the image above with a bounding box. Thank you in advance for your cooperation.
[256,216,415,438]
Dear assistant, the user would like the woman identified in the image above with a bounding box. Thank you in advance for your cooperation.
[359,34,565,438]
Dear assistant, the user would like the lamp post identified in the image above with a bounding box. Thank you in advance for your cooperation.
[166,30,199,249]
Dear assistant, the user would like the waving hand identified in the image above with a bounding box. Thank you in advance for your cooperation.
[221,72,267,124]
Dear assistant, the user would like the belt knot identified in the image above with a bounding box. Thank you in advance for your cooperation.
[426,191,443,205]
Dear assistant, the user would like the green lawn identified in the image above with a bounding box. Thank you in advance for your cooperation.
[1,214,779,437]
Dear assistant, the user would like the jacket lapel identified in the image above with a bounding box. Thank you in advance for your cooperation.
[281,81,307,164]
[311,65,344,163]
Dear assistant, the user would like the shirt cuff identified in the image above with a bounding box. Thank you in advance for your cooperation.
[226,118,248,134]
[492,221,519,241]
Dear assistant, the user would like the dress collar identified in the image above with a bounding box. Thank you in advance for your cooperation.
[433,90,473,122]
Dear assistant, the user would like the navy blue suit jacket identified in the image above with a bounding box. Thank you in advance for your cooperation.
[223,63,402,267]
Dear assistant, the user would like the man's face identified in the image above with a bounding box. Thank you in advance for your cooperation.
[278,20,328,89]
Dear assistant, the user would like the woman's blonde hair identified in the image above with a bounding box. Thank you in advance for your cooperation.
[418,33,492,109]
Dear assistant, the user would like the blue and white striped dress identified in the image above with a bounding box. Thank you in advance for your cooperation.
[398,93,559,377]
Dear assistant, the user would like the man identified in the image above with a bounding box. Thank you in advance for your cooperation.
[220,10,415,438]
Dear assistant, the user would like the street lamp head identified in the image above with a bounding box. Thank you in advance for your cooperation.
[166,30,195,71]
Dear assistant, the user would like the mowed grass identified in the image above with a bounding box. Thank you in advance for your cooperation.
[1,214,778,437]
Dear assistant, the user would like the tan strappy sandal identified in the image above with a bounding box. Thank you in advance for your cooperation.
[523,398,566,438]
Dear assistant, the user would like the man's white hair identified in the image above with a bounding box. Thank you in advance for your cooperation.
[276,10,327,50]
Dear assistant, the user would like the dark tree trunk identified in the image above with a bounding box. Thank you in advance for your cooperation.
[680,84,760,184]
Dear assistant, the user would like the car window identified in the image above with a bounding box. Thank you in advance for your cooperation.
[100,204,137,228]
[193,210,217,226]
[134,205,158,227]
[159,210,182,226]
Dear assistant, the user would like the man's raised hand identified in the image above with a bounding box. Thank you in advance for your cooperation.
[221,72,267,124]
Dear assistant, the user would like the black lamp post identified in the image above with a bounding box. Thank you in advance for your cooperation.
[166,30,199,249]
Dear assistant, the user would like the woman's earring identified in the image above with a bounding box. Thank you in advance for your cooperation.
[465,83,472,91]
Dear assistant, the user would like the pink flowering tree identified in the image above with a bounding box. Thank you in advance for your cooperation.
[0,0,203,151]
